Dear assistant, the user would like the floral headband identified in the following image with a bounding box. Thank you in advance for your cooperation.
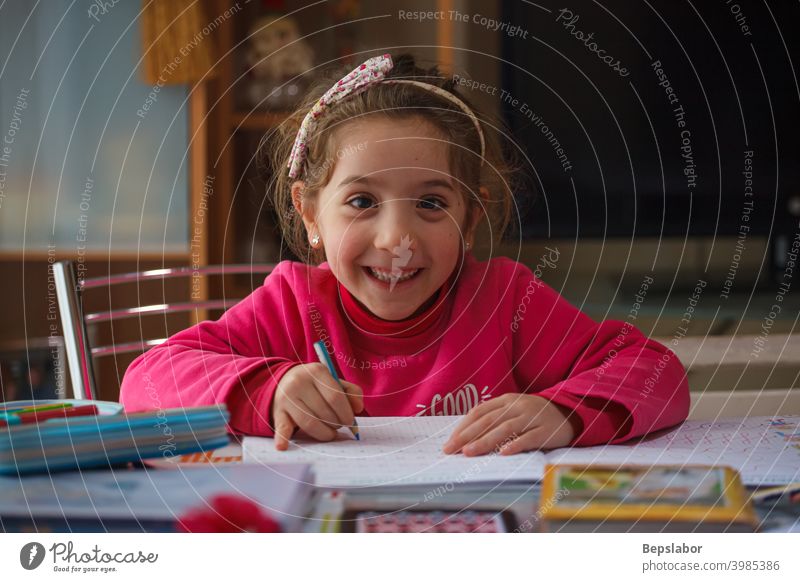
[287,54,486,179]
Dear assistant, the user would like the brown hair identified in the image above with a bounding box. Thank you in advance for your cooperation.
[262,53,517,264]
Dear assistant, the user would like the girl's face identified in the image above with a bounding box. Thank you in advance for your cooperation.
[293,117,479,321]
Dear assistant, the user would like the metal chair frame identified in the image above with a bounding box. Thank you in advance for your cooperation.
[52,261,274,400]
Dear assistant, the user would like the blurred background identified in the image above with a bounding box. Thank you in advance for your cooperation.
[0,0,798,413]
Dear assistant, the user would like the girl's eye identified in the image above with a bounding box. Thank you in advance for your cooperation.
[345,195,447,211]
[346,195,376,210]
[418,196,447,211]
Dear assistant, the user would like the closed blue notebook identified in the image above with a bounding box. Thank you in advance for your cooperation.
[0,404,230,474]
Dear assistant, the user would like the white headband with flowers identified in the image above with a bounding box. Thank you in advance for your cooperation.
[287,54,486,179]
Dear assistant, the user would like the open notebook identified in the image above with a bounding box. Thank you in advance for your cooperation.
[243,415,800,488]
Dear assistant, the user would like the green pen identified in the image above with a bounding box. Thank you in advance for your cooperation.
[313,340,360,440]
[4,402,72,414]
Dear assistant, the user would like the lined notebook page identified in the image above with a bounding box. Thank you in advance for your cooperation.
[243,416,545,488]
[547,416,800,486]
[244,415,800,488]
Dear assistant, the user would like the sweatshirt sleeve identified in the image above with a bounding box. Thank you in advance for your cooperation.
[506,261,690,446]
[119,263,304,436]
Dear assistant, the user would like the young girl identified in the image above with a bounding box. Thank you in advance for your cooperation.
[120,53,689,456]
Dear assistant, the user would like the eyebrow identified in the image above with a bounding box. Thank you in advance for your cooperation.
[338,175,455,191]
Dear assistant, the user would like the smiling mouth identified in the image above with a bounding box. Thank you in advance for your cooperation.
[364,266,422,284]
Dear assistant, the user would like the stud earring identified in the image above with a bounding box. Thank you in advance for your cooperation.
[465,241,471,250]
[311,234,320,246]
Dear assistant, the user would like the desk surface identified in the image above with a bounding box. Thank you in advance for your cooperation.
[156,444,798,533]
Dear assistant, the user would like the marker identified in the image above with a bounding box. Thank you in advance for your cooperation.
[2,402,73,414]
[313,340,360,440]
[0,405,99,426]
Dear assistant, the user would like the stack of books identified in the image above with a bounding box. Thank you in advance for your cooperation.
[0,401,230,474]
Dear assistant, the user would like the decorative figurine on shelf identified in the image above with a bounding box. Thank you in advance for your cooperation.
[245,14,314,110]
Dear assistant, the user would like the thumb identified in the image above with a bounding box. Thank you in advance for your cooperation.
[340,381,364,414]
[274,409,296,451]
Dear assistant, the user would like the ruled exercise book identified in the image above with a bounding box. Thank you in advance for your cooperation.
[244,416,545,488]
[243,415,800,488]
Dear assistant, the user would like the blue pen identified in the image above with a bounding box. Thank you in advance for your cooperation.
[313,340,360,440]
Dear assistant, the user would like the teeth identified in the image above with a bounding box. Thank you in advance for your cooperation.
[369,267,419,283]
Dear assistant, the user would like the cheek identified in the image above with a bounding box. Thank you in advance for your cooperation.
[439,224,464,245]
[323,223,364,262]
[426,230,461,265]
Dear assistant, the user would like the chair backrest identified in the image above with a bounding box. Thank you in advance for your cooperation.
[52,261,274,400]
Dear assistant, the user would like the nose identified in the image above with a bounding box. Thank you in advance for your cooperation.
[372,200,417,257]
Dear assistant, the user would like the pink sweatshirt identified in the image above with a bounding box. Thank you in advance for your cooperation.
[120,253,690,446]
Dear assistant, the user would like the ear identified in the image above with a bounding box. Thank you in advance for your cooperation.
[290,180,317,236]
[464,186,490,247]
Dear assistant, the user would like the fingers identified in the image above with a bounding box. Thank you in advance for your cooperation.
[339,381,364,414]
[291,399,338,442]
[300,384,344,429]
[497,430,540,455]
[305,364,363,425]
[498,427,552,455]
[452,395,506,432]
[272,362,366,448]
[501,415,577,454]
[442,395,511,454]
[443,407,506,454]
[273,398,338,448]
[273,409,296,451]
[314,378,359,427]
[462,419,524,457]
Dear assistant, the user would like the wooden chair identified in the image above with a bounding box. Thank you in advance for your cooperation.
[52,261,274,400]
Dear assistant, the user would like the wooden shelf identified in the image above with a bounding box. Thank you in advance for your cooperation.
[230,110,290,131]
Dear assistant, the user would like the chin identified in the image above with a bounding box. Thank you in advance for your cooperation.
[369,305,416,321]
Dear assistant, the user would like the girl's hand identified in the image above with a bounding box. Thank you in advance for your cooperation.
[272,363,364,450]
[442,393,579,456]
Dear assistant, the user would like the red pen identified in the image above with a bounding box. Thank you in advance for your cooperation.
[13,404,99,425]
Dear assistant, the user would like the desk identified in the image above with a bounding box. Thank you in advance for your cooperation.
[157,445,798,533]
[3,440,798,533]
